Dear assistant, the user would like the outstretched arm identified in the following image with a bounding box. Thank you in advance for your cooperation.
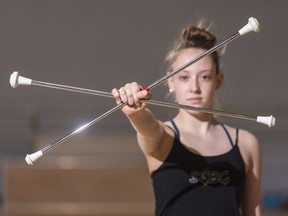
[111,82,165,154]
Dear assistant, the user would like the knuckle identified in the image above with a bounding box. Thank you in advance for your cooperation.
[124,83,131,88]
[127,92,133,98]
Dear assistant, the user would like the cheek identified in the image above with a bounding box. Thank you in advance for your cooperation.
[173,86,186,101]
[175,84,189,94]
[202,83,217,96]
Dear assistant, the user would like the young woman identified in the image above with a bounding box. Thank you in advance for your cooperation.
[112,24,262,216]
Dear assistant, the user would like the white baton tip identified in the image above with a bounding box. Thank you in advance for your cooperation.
[239,17,260,35]
[25,151,44,165]
[10,71,20,88]
[257,115,276,127]
[10,71,32,88]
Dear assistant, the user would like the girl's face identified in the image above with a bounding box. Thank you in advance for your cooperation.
[168,48,223,112]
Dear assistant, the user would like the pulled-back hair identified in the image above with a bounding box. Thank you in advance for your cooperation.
[166,24,220,73]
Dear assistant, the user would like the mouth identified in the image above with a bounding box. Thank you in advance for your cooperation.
[186,97,202,104]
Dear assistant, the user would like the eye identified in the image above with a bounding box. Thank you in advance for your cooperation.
[179,75,189,81]
[200,74,213,81]
[202,75,211,80]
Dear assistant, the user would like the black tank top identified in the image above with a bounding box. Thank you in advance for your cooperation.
[151,121,245,216]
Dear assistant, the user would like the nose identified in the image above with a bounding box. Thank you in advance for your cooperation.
[189,76,201,93]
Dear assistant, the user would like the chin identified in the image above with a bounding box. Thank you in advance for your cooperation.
[184,104,213,116]
[186,109,204,116]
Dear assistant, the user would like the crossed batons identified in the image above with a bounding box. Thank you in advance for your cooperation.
[9,17,275,165]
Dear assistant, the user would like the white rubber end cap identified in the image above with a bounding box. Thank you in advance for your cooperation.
[239,17,260,35]
[10,71,32,88]
[257,115,276,127]
[25,151,43,165]
[10,71,20,88]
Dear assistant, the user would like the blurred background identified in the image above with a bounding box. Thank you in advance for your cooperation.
[0,0,287,215]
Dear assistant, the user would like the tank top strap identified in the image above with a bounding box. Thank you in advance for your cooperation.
[220,123,238,147]
[169,121,239,147]
[235,128,239,145]
[170,120,180,139]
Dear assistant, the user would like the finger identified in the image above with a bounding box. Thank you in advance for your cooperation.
[111,88,121,104]
[131,82,142,106]
[137,89,151,100]
[119,87,128,104]
[124,86,134,106]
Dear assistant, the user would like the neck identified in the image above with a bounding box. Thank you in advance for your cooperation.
[174,109,218,135]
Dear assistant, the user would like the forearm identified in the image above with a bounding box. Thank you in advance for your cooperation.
[126,107,163,141]
[111,83,163,146]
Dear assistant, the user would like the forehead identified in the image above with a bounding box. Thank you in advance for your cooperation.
[172,48,215,72]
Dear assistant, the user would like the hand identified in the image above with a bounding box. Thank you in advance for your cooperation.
[111,82,151,115]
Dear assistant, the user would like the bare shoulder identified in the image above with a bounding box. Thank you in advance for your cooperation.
[163,120,176,135]
[222,124,261,171]
[223,124,260,151]
[236,127,261,172]
[238,128,260,153]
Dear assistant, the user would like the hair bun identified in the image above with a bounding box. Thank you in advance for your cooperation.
[165,23,220,73]
[181,26,217,49]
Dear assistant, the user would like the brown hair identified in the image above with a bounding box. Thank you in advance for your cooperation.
[166,24,220,73]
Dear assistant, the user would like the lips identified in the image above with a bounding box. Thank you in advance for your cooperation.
[186,97,202,104]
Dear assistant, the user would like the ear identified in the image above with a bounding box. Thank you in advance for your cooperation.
[167,77,175,92]
[215,72,224,90]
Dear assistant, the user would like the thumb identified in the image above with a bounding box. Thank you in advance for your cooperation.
[137,89,151,100]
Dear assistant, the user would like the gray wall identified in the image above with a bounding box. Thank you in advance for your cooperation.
[0,0,287,211]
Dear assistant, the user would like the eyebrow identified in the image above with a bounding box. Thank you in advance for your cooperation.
[182,69,214,74]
